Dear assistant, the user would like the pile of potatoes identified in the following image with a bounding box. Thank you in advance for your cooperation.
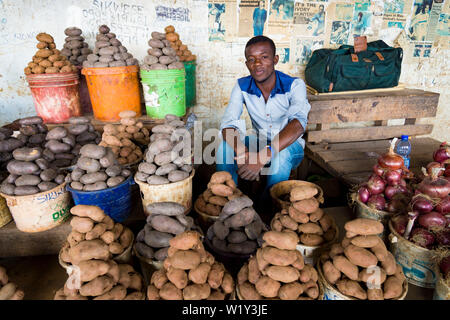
[135,114,192,185]
[1,146,66,195]
[67,144,131,191]
[60,27,92,66]
[142,31,184,70]
[0,126,27,165]
[98,111,146,165]
[135,202,196,262]
[56,205,145,300]
[43,117,101,168]
[271,185,337,247]
[195,171,243,216]
[165,25,196,62]
[0,266,24,300]
[319,218,407,300]
[83,25,138,68]
[146,231,235,300]
[24,33,77,75]
[206,195,266,256]
[237,230,321,300]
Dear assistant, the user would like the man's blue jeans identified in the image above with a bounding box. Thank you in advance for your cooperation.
[216,135,304,201]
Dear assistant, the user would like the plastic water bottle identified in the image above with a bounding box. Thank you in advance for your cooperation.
[395,135,411,169]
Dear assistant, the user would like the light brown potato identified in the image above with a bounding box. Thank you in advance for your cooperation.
[237,263,249,285]
[381,252,397,276]
[332,255,359,281]
[288,206,309,223]
[70,216,94,233]
[280,215,298,231]
[383,276,403,299]
[255,276,280,298]
[263,231,298,250]
[221,273,234,294]
[344,244,379,268]
[344,218,383,236]
[298,222,324,235]
[300,233,324,246]
[323,260,341,284]
[210,183,233,197]
[290,186,318,201]
[151,269,168,289]
[336,279,367,300]
[167,267,188,289]
[265,266,300,283]
[160,282,183,300]
[261,247,297,266]
[189,263,212,284]
[279,282,304,300]
[208,262,225,289]
[371,239,389,262]
[239,281,262,300]
[292,198,319,214]
[183,283,211,300]
[359,266,387,287]
[168,250,201,270]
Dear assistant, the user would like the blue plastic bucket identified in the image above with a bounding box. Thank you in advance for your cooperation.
[66,176,134,222]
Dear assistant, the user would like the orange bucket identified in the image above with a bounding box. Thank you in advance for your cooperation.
[82,65,142,122]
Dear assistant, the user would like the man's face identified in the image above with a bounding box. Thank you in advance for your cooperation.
[245,41,279,83]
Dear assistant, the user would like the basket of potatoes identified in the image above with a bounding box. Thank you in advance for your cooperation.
[317,218,408,300]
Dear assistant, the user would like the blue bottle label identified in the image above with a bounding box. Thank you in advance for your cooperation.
[403,157,410,169]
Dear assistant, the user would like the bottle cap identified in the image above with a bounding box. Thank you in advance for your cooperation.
[401,135,409,140]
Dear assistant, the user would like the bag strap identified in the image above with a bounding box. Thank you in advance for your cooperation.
[353,36,367,53]
[375,52,384,61]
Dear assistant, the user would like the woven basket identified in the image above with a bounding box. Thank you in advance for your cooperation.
[270,180,324,211]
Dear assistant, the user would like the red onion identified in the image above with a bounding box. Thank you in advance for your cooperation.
[358,187,370,203]
[412,196,434,214]
[435,230,450,246]
[445,166,450,177]
[433,142,450,163]
[373,164,385,177]
[418,167,450,199]
[386,199,406,213]
[426,162,444,176]
[398,179,407,188]
[378,138,404,170]
[367,174,386,195]
[391,214,408,235]
[435,196,450,214]
[440,256,450,279]
[384,185,404,200]
[409,228,435,249]
[367,194,386,211]
[385,170,402,186]
[417,211,447,229]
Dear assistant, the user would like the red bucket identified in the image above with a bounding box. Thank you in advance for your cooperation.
[26,72,82,123]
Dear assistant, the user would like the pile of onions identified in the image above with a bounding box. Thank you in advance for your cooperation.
[357,138,412,213]
[439,255,450,281]
[429,142,450,181]
[399,167,450,249]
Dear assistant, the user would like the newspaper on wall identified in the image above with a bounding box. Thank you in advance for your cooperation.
[208,0,238,41]
[267,0,295,41]
[292,1,327,37]
[238,0,268,38]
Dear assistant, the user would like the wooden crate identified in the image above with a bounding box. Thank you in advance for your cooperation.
[304,88,441,186]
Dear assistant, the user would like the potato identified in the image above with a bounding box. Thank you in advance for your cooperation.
[261,247,297,266]
[146,285,160,300]
[290,186,318,201]
[279,215,298,231]
[263,231,298,250]
[381,252,397,276]
[39,59,52,68]
[144,230,173,248]
[210,183,233,197]
[76,157,101,173]
[212,220,229,240]
[146,202,185,216]
[288,206,309,223]
[332,255,359,281]
[79,276,115,297]
[154,247,169,261]
[144,55,159,65]
[169,231,201,250]
[70,204,106,222]
[147,175,170,185]
[371,240,388,262]
[279,282,304,300]
[292,198,319,214]
[167,267,188,289]
[345,218,383,236]
[168,250,201,270]
[228,241,257,255]
[0,283,18,300]
[291,250,305,270]
[149,63,167,70]
[298,222,323,235]
[227,230,247,244]
[45,67,60,73]
[80,172,108,184]
[149,39,164,48]
[255,276,280,298]
[70,216,95,233]
[336,279,367,300]
[359,266,387,287]
[183,283,211,300]
[46,140,71,153]
[78,260,110,282]
[68,239,110,264]
[154,151,173,166]
[208,262,225,289]
[7,160,39,175]
[38,181,58,191]
[344,244,378,268]
[159,55,175,65]
[266,266,300,283]
[323,260,341,284]
[85,223,108,241]
[14,174,41,187]
[106,176,125,188]
[150,215,185,235]
[168,170,189,182]
[239,281,262,300]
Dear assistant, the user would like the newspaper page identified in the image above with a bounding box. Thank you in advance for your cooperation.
[292,1,327,37]
[267,0,295,41]
[291,36,324,65]
[436,12,449,36]
[238,0,269,38]
[208,0,238,41]
[407,0,443,41]
[325,2,354,46]
[425,0,445,41]
[275,42,292,73]
[351,2,373,36]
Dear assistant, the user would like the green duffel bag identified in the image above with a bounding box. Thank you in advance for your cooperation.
[305,40,403,93]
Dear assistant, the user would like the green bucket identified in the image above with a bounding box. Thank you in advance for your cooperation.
[140,69,186,119]
[183,61,196,107]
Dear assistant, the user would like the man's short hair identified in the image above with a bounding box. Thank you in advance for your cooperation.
[245,36,276,57]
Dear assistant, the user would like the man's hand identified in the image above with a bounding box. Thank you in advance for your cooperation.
[235,149,271,181]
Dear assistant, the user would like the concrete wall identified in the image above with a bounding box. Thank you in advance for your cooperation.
[0,0,448,141]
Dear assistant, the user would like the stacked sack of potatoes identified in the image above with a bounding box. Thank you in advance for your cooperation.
[24,33,77,75]
[56,205,145,300]
[60,27,92,66]
[206,195,266,256]
[98,111,147,165]
[0,266,24,300]
[319,218,407,300]
[141,31,184,70]
[195,171,243,217]
[135,202,196,262]
[147,231,235,300]
[164,25,196,62]
[83,25,138,68]
[271,185,337,247]
[43,117,101,169]
[67,144,131,191]
[135,114,192,185]
[237,230,320,300]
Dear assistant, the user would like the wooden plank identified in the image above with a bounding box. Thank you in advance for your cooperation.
[306,83,406,97]
[405,118,417,125]
[328,153,433,175]
[307,89,439,124]
[375,120,388,126]
[306,124,433,143]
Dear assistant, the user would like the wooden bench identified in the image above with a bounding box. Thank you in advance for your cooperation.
[304,88,441,186]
